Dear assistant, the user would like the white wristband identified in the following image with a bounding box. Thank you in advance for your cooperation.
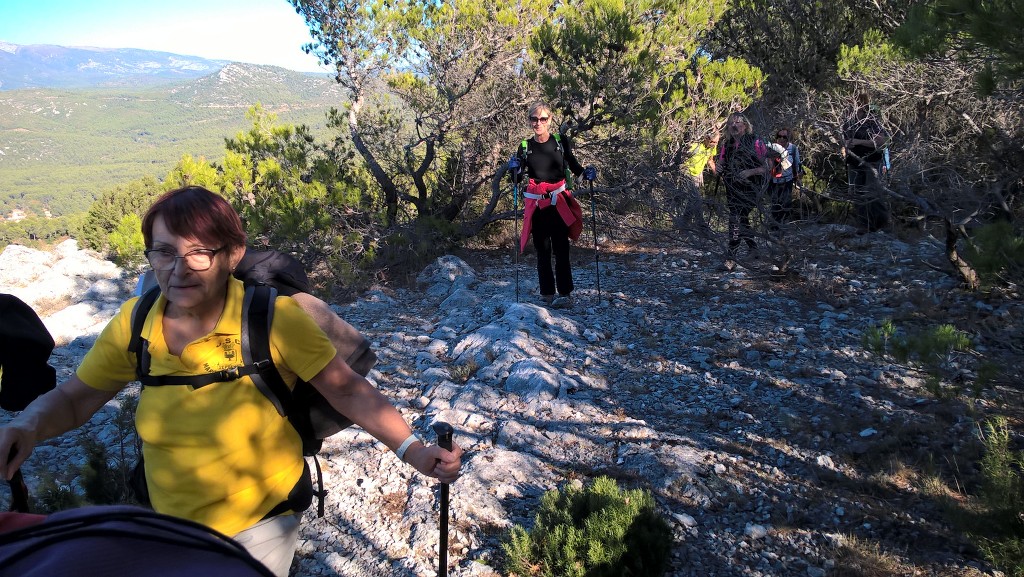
[395,434,420,463]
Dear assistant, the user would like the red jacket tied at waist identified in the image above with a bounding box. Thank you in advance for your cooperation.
[520,179,584,253]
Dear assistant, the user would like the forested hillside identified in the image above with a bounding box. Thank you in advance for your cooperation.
[0,63,345,219]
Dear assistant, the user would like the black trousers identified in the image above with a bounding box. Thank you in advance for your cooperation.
[724,180,759,255]
[531,206,573,296]
[847,163,889,231]
[769,180,794,227]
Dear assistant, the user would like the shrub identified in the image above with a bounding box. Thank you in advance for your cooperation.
[862,320,974,398]
[79,433,123,504]
[502,476,672,577]
[32,472,83,514]
[965,221,1024,287]
[970,417,1024,576]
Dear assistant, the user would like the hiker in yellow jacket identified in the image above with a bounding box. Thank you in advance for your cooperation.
[0,186,463,576]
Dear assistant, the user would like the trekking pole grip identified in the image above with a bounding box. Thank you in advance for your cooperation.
[7,447,30,513]
[432,422,454,453]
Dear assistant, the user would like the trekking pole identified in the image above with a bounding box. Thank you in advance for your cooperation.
[9,469,30,513]
[588,179,601,302]
[432,422,455,577]
[6,447,30,513]
[512,174,520,303]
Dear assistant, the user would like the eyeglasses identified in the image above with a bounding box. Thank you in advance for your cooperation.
[145,247,225,271]
[776,134,789,140]
[529,116,550,123]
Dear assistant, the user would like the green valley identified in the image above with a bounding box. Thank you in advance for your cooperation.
[0,63,347,219]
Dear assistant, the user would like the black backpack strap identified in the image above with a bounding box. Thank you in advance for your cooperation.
[137,363,271,388]
[128,285,279,391]
[128,286,162,382]
[243,284,327,516]
[241,284,293,417]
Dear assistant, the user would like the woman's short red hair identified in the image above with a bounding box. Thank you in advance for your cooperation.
[142,186,246,250]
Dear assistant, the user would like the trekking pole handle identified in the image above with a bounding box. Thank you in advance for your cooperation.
[6,447,30,513]
[432,422,454,452]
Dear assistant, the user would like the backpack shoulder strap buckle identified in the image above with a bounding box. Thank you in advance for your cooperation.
[216,367,241,381]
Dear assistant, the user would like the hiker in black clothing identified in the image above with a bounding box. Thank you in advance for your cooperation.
[0,186,463,577]
[508,102,596,308]
[842,92,890,231]
[714,112,770,269]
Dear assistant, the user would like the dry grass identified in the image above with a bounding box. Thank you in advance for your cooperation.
[380,491,407,520]
[830,533,991,577]
[32,295,74,317]
[829,535,917,577]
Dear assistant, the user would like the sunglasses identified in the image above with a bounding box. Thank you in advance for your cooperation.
[776,134,789,140]
[529,116,550,123]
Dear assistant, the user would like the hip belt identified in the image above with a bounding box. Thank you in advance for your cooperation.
[524,183,567,205]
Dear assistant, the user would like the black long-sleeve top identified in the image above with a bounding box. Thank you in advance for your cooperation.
[517,134,584,185]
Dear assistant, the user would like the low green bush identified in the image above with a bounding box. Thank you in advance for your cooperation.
[862,320,974,398]
[502,476,672,577]
[973,417,1024,576]
[965,221,1024,287]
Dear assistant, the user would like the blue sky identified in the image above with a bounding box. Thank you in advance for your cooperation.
[0,0,328,72]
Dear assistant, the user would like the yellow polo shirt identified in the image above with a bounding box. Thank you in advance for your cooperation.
[77,278,336,536]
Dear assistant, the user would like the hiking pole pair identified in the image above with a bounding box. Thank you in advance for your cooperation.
[432,422,455,577]
[588,179,601,302]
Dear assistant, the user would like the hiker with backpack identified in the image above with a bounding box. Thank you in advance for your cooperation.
[677,132,719,233]
[842,92,890,232]
[768,127,802,229]
[714,112,771,270]
[507,101,596,309]
[0,186,463,577]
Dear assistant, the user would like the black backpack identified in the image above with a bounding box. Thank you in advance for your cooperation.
[0,294,57,412]
[127,249,377,516]
[1,294,57,515]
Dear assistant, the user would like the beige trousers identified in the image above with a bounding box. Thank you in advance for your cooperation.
[232,513,302,577]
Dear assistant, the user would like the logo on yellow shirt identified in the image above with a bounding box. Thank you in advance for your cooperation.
[202,337,243,373]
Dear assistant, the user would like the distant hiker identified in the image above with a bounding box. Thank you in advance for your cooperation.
[842,92,890,231]
[768,127,802,228]
[508,101,596,308]
[0,186,463,577]
[677,132,719,233]
[714,112,770,269]
[685,133,719,189]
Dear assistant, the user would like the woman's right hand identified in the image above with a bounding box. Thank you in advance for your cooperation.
[0,424,37,481]
[0,376,119,480]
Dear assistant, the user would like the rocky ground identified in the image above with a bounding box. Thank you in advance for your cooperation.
[1,224,1021,577]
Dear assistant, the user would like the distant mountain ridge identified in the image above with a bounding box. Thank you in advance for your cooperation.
[0,41,232,90]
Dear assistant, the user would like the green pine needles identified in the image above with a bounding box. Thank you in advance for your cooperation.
[502,476,672,577]
[862,320,976,398]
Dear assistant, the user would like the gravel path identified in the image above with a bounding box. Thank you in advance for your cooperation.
[3,224,1020,577]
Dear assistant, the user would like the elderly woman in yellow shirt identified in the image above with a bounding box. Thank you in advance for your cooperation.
[0,186,463,576]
